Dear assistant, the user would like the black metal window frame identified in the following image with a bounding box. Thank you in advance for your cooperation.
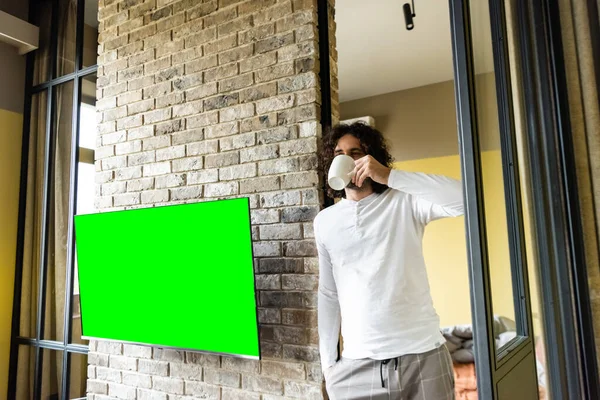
[8,0,98,398]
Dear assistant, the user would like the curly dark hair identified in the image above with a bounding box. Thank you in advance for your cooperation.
[322,122,394,199]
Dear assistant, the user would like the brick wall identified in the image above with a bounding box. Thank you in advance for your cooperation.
[89,0,339,399]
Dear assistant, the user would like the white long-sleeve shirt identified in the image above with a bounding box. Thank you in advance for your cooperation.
[314,169,464,370]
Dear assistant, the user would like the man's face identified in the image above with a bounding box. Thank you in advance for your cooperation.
[334,134,370,190]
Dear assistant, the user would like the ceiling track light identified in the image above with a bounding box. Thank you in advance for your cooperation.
[403,0,416,30]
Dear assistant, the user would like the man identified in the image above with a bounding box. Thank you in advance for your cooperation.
[315,122,464,400]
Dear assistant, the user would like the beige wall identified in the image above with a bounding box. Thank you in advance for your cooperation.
[340,73,499,161]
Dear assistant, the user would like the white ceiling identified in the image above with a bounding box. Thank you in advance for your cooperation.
[336,0,494,102]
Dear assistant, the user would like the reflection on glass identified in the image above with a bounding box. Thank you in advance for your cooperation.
[83,0,99,68]
[43,80,75,341]
[56,0,78,77]
[20,91,48,338]
[40,348,64,399]
[32,1,52,85]
[15,345,35,400]
[505,0,549,396]
[72,73,97,344]
[69,352,88,398]
[468,0,518,350]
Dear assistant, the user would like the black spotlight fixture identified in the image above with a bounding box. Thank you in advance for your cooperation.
[403,0,416,30]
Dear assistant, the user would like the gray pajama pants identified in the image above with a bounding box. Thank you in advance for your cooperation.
[324,345,456,400]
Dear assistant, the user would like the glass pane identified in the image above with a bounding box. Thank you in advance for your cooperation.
[69,352,88,398]
[32,0,53,85]
[505,0,549,396]
[56,0,78,77]
[83,0,99,68]
[20,91,49,338]
[43,80,75,341]
[40,348,64,399]
[72,73,97,344]
[469,0,518,350]
[15,345,36,400]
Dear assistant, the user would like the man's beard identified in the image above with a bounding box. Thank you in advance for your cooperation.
[347,177,372,191]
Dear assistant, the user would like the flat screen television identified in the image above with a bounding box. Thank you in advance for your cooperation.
[74,197,260,359]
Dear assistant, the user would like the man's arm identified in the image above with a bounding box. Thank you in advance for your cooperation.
[315,225,341,372]
[387,169,464,224]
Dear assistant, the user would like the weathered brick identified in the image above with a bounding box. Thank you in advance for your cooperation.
[96,366,122,383]
[187,1,218,21]
[102,181,127,195]
[155,173,186,188]
[283,380,321,399]
[185,82,218,101]
[242,375,283,395]
[282,344,320,362]
[239,23,276,45]
[172,156,203,172]
[240,82,277,103]
[259,258,303,273]
[117,115,143,130]
[239,144,278,163]
[219,72,254,92]
[154,349,185,362]
[240,176,280,194]
[184,381,221,399]
[87,379,108,395]
[157,14,185,33]
[96,340,123,355]
[172,73,203,91]
[185,55,218,74]
[256,274,281,290]
[204,93,239,111]
[284,239,317,256]
[169,46,197,65]
[240,53,277,73]
[205,151,239,168]
[170,362,203,381]
[255,62,295,83]
[185,111,219,129]
[137,389,168,400]
[258,307,281,324]
[251,208,279,224]
[282,309,316,326]
[170,185,203,200]
[156,119,184,135]
[282,274,317,290]
[109,383,137,399]
[156,92,184,108]
[240,113,278,132]
[88,352,110,368]
[262,360,306,380]
[185,352,220,367]
[278,41,317,62]
[280,171,319,189]
[204,181,238,197]
[277,104,318,125]
[260,223,302,240]
[188,169,219,185]
[221,387,261,400]
[127,177,154,192]
[219,103,255,123]
[128,150,155,166]
[281,205,318,222]
[142,135,171,151]
[172,99,203,117]
[115,166,143,181]
[218,15,253,37]
[257,126,297,144]
[186,139,218,155]
[205,121,239,138]
[204,368,241,388]
[253,241,281,257]
[260,190,301,207]
[153,376,184,395]
[128,99,155,115]
[256,94,294,114]
[102,155,127,170]
[258,157,299,175]
[143,162,171,177]
[219,163,256,180]
[122,371,152,388]
[256,32,294,53]
[278,72,317,93]
[138,359,169,376]
[157,145,186,161]
[219,131,256,151]
[109,355,137,371]
[185,26,217,47]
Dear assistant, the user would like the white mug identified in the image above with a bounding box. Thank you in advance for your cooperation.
[328,155,356,190]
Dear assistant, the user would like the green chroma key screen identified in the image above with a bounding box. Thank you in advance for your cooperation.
[74,197,260,359]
